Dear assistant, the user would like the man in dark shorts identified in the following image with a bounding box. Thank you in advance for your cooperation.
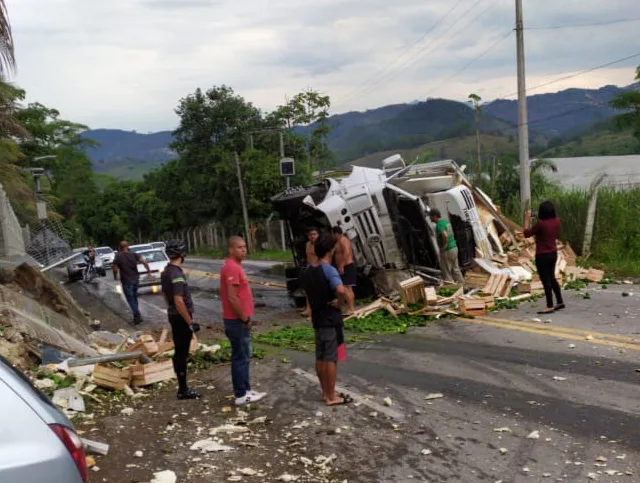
[113,240,151,325]
[161,240,201,400]
[302,234,351,406]
[331,226,356,315]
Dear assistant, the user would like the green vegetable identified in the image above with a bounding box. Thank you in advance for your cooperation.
[437,286,458,297]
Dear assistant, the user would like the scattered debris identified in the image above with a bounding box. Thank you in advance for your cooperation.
[595,456,607,462]
[552,376,567,381]
[499,448,508,455]
[149,470,177,483]
[134,450,143,458]
[384,397,393,407]
[210,424,249,435]
[120,407,134,416]
[276,474,299,482]
[82,438,109,456]
[52,387,85,412]
[493,427,512,433]
[190,439,233,453]
[421,449,432,456]
[526,430,540,440]
[568,344,576,349]
[424,393,444,400]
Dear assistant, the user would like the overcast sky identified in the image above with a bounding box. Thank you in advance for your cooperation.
[8,0,640,132]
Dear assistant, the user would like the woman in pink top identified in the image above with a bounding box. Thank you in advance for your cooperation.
[524,200,565,314]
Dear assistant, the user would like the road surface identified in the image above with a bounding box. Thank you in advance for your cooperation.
[70,266,640,482]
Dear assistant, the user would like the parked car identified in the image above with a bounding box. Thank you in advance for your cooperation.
[150,241,166,250]
[136,248,169,287]
[130,243,153,253]
[95,246,115,269]
[0,354,88,482]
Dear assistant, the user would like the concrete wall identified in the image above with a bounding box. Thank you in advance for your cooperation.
[0,183,26,259]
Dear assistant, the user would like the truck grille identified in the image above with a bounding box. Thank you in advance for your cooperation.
[354,209,387,268]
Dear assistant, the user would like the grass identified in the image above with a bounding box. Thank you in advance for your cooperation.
[194,248,293,262]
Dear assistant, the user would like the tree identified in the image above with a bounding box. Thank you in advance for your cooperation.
[468,93,482,177]
[271,89,333,172]
[610,66,640,142]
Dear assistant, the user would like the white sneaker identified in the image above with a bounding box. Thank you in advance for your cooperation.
[249,390,267,398]
[235,392,265,406]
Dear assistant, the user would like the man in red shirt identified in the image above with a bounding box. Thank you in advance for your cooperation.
[221,236,266,406]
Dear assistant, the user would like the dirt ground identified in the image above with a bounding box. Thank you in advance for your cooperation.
[78,359,416,483]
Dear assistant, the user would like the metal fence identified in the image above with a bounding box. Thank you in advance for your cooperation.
[163,218,290,254]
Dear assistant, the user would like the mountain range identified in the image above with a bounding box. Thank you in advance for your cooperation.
[82,84,635,179]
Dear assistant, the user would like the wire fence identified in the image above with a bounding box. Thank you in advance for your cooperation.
[162,218,290,254]
[24,201,73,267]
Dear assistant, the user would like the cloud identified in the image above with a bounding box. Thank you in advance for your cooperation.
[7,0,639,131]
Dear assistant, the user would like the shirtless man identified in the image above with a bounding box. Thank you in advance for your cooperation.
[331,226,356,315]
[301,228,319,317]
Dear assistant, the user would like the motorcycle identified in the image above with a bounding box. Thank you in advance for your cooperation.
[83,256,106,282]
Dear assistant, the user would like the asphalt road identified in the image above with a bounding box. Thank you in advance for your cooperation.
[72,257,293,328]
[71,264,640,482]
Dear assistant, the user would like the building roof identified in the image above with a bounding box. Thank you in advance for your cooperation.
[542,155,640,190]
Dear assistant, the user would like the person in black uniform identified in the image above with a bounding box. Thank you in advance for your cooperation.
[160,240,201,400]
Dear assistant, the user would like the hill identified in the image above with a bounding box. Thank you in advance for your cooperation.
[347,134,519,169]
[82,129,174,179]
[484,84,631,136]
[82,84,634,180]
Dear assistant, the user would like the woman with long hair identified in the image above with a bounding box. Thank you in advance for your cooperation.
[524,201,565,314]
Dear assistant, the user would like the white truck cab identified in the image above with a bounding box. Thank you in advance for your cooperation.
[271,155,503,302]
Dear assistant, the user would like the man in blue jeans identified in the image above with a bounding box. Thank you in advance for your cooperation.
[220,236,266,406]
[113,240,151,325]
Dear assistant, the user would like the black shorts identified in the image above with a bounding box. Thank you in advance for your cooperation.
[341,263,357,287]
[315,327,338,362]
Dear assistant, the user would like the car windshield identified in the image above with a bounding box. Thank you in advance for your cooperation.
[71,254,85,264]
[96,247,112,255]
[151,242,165,248]
[131,245,152,253]
[139,250,168,263]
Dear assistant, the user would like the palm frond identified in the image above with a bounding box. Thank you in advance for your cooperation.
[0,1,15,77]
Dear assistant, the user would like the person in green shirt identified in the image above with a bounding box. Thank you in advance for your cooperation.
[429,208,464,283]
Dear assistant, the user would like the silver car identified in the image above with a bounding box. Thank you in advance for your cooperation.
[0,355,88,482]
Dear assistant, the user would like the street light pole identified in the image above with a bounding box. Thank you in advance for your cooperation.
[515,0,531,217]
[235,152,252,252]
[279,130,290,190]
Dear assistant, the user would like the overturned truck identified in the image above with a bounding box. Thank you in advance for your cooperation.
[271,155,516,306]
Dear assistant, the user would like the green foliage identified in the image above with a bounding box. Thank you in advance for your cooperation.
[564,278,587,291]
[255,326,317,352]
[437,286,458,297]
[610,66,640,142]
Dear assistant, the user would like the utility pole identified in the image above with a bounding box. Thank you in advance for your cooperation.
[235,152,252,252]
[515,0,531,216]
[279,130,290,189]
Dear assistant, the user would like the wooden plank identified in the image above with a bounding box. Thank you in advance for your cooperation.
[586,269,605,283]
[425,287,438,306]
[133,369,175,387]
[158,329,168,344]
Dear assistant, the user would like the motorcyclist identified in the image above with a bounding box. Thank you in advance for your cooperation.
[82,246,97,275]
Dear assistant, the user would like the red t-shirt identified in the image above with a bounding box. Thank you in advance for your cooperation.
[523,217,560,254]
[220,257,254,320]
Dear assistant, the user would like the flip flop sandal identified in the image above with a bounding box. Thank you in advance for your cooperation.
[326,396,353,406]
[338,392,355,403]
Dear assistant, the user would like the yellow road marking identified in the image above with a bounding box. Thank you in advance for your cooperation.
[458,316,640,351]
[183,268,286,289]
[476,315,640,344]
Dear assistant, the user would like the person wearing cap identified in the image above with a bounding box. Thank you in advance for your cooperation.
[429,209,464,284]
[161,240,201,400]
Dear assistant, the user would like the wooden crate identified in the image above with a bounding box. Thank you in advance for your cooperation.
[586,269,605,283]
[398,276,426,307]
[131,360,175,387]
[425,286,438,306]
[138,334,159,356]
[483,274,512,297]
[464,271,490,289]
[93,364,132,391]
[474,292,495,308]
[516,281,543,294]
[458,297,487,317]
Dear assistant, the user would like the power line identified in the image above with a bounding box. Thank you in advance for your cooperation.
[422,29,513,100]
[526,16,640,30]
[333,0,467,109]
[499,51,640,99]
[335,0,501,109]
